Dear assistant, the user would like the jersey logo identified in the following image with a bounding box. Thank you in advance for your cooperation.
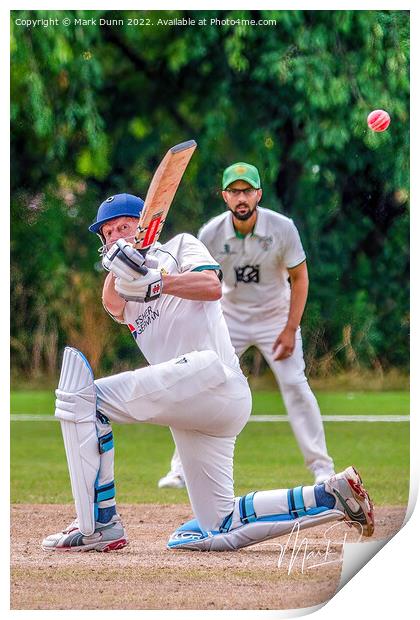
[235,264,260,283]
[175,356,189,365]
[134,307,160,335]
[150,282,162,297]
[258,235,273,251]
[127,323,138,340]
[220,243,236,256]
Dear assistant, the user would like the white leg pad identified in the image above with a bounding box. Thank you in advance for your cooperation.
[55,347,99,536]
[168,510,344,551]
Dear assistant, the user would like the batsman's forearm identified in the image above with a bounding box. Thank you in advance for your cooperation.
[102,272,126,319]
[286,277,308,330]
[162,271,222,301]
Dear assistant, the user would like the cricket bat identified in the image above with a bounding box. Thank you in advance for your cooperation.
[133,139,197,254]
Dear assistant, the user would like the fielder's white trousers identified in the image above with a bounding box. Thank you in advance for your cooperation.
[225,311,334,476]
[95,349,252,531]
[169,315,334,479]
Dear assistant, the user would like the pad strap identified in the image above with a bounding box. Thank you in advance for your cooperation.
[239,492,257,524]
[288,486,306,518]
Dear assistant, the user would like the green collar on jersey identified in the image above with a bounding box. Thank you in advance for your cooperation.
[226,208,262,240]
[234,226,255,239]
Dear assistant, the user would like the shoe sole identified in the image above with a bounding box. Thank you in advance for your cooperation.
[341,466,375,537]
[41,537,128,552]
[101,538,129,552]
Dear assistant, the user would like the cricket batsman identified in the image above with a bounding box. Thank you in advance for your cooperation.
[42,192,374,552]
[159,162,335,490]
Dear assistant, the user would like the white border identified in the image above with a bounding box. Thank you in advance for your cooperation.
[5,3,416,619]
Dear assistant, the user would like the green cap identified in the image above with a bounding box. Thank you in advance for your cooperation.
[222,162,261,190]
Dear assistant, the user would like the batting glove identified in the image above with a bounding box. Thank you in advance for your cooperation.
[103,239,157,280]
[115,268,163,303]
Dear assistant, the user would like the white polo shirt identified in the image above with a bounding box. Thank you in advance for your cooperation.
[198,207,306,323]
[122,233,241,371]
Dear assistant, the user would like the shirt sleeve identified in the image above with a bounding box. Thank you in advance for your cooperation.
[282,220,306,269]
[177,233,221,274]
[197,222,213,252]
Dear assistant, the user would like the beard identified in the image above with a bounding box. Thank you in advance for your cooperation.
[231,203,258,221]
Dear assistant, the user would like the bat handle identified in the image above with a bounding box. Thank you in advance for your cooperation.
[135,248,149,276]
[138,264,148,276]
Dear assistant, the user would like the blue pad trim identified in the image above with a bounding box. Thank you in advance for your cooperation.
[175,518,204,534]
[167,519,210,548]
[239,492,257,524]
[78,350,94,378]
[287,488,294,516]
[167,532,210,548]
[255,513,295,522]
[219,511,233,533]
[99,432,114,454]
[95,482,115,503]
[306,507,330,516]
[292,486,306,517]
[288,488,297,518]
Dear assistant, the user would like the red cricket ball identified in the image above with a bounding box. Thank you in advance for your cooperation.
[367,109,391,132]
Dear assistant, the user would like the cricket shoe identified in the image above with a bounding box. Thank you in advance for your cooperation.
[41,514,128,552]
[324,466,374,537]
[158,471,186,489]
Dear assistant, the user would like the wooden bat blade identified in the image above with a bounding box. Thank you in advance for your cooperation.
[134,140,197,252]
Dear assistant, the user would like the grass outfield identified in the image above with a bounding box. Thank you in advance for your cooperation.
[10,389,410,416]
[10,390,409,506]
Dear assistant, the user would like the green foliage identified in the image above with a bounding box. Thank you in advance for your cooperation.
[11,9,409,377]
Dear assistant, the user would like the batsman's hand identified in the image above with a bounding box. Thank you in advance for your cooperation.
[102,239,158,280]
[115,268,163,303]
[272,326,296,361]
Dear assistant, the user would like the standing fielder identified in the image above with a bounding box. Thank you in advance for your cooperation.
[42,192,373,552]
[159,162,335,490]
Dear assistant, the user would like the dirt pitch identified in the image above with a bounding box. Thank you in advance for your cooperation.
[11,503,406,610]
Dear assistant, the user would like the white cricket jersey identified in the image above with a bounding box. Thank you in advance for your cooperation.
[122,233,241,371]
[198,207,306,322]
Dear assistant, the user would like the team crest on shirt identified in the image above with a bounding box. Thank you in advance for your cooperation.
[220,243,236,256]
[258,235,273,251]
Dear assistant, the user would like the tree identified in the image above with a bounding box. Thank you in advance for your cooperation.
[11,9,409,378]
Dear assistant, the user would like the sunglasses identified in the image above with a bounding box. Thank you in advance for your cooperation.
[225,188,258,196]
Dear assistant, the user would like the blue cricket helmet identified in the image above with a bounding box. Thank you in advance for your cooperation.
[89,193,144,234]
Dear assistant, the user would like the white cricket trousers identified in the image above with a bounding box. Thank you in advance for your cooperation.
[95,349,252,531]
[224,310,334,476]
